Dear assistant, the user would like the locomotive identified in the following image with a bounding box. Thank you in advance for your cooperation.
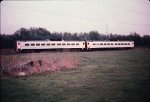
[16,40,134,52]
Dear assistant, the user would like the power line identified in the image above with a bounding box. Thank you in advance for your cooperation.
[2,4,150,27]
[3,5,108,22]
[105,3,150,16]
[112,21,150,26]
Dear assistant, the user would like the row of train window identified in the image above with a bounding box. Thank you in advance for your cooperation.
[24,43,80,46]
[92,43,130,45]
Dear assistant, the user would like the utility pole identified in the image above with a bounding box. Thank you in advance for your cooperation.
[106,24,110,40]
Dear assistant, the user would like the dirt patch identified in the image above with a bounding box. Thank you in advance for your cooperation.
[0,55,79,78]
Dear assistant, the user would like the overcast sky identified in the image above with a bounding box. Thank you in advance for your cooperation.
[1,0,150,35]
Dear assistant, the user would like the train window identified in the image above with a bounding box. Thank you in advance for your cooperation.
[83,43,85,45]
[57,43,61,45]
[107,43,110,45]
[111,43,113,45]
[128,43,130,45]
[76,43,79,45]
[115,43,117,45]
[18,43,20,45]
[31,44,35,46]
[25,44,29,46]
[93,43,96,45]
[51,43,55,46]
[41,43,45,46]
[71,43,75,45]
[67,43,70,45]
[104,43,106,45]
[36,44,40,46]
[97,43,99,45]
[62,43,65,45]
[100,43,103,45]
[118,43,120,45]
[47,44,50,46]
[125,43,127,45]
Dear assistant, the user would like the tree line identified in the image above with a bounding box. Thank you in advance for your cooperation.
[0,27,150,49]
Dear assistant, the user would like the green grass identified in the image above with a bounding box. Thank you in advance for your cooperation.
[1,49,150,102]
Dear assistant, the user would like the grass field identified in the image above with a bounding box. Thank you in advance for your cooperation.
[1,49,150,102]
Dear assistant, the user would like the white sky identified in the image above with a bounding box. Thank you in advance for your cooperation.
[1,0,150,35]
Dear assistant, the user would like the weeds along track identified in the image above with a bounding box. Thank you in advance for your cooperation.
[1,49,150,78]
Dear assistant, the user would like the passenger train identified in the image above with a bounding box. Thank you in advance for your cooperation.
[16,40,134,52]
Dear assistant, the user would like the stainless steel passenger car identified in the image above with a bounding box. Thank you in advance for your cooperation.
[87,41,134,49]
[16,40,85,51]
